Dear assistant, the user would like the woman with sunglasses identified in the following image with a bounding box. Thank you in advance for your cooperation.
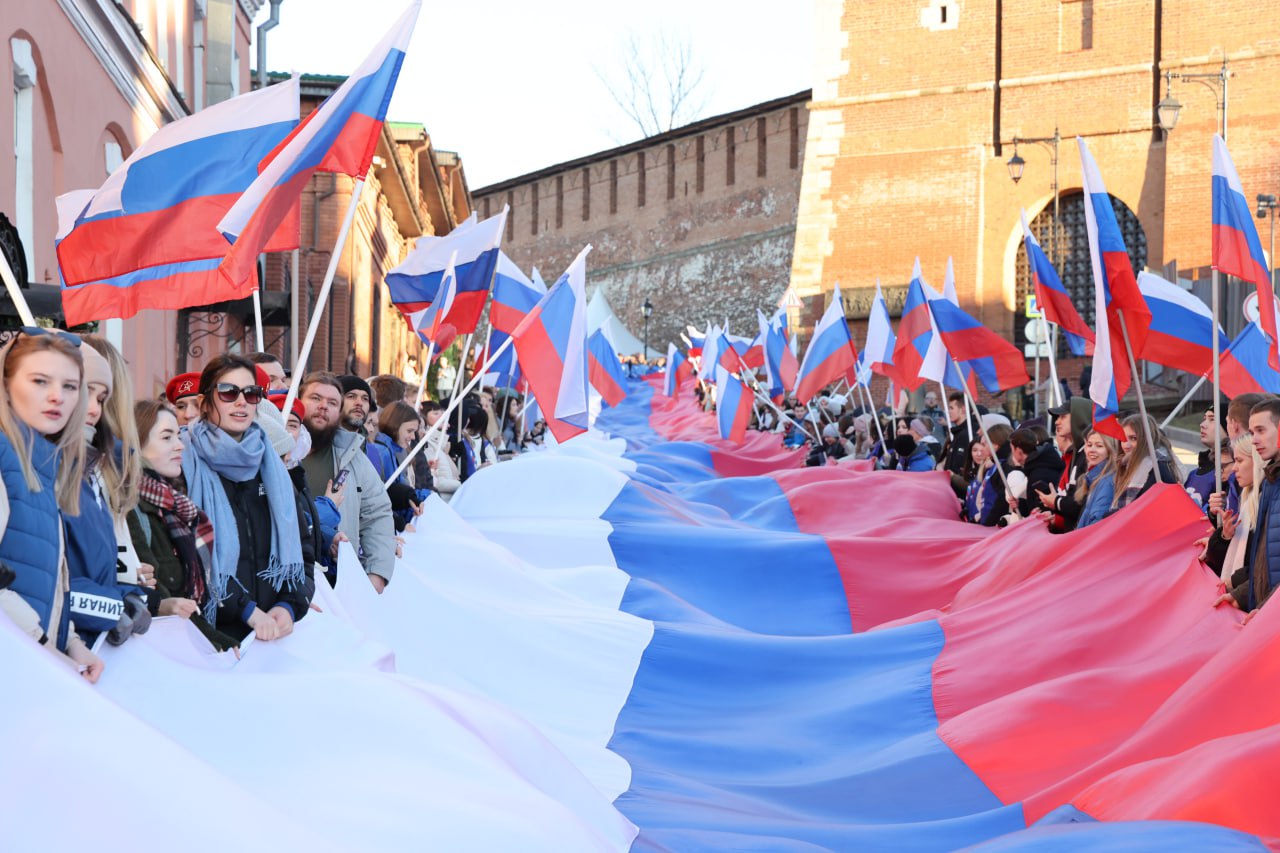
[0,328,103,680]
[181,354,312,643]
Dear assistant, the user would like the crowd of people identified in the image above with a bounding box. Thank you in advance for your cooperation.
[0,331,549,681]
[750,381,1278,623]
[7,326,1275,685]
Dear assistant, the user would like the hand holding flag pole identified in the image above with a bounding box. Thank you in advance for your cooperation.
[384,335,515,487]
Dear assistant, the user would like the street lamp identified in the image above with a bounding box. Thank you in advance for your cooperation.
[1006,127,1062,268]
[642,297,653,363]
[1159,58,1229,139]
[1259,193,1278,293]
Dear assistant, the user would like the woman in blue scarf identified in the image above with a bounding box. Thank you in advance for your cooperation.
[182,354,312,643]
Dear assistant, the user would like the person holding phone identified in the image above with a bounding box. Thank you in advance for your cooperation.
[181,354,313,642]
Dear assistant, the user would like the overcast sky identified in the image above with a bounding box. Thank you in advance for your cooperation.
[254,0,813,188]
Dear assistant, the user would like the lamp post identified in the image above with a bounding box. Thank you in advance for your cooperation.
[1158,57,1230,140]
[1006,126,1062,268]
[642,297,653,364]
[1007,127,1062,414]
[1259,194,1279,294]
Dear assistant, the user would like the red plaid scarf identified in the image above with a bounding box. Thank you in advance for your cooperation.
[138,471,215,607]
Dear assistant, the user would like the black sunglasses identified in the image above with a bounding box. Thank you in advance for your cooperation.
[214,383,264,405]
[19,326,81,347]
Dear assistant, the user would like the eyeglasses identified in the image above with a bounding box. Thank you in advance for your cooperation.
[19,326,81,347]
[214,383,264,405]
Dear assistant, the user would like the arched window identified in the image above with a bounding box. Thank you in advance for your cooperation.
[1014,190,1147,350]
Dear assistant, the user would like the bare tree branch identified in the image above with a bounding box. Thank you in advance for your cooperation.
[595,29,708,140]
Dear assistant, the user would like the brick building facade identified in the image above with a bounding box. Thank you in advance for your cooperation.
[793,0,1280,406]
[472,91,810,352]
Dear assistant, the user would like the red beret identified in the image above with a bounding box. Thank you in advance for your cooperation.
[268,391,305,424]
[164,372,201,404]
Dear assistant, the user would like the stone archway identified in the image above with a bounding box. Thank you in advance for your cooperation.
[1013,190,1147,349]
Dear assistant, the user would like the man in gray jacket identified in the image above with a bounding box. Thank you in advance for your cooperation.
[298,372,396,592]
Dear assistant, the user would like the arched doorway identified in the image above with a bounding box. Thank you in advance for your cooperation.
[1013,190,1147,350]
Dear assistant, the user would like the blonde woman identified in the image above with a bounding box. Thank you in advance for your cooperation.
[1203,434,1264,591]
[0,329,101,679]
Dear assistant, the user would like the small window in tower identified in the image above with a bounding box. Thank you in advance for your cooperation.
[921,0,957,31]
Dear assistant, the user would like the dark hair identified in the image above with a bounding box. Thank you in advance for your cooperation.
[369,374,409,409]
[1009,427,1039,455]
[378,401,420,445]
[464,407,488,434]
[419,399,443,416]
[1029,424,1050,444]
[197,353,258,422]
[300,371,344,398]
[947,391,965,406]
[134,398,177,449]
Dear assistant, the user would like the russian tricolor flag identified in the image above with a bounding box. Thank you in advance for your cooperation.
[864,280,903,388]
[928,299,1031,393]
[892,260,937,391]
[510,246,591,443]
[685,326,706,358]
[1021,209,1094,357]
[56,79,300,325]
[795,283,858,404]
[587,329,628,407]
[925,259,979,394]
[697,324,724,382]
[1213,134,1280,370]
[385,207,509,335]
[216,2,420,290]
[488,251,546,336]
[664,344,692,397]
[1079,137,1151,439]
[1136,271,1225,376]
[713,363,753,444]
[409,251,456,346]
[1219,321,1280,397]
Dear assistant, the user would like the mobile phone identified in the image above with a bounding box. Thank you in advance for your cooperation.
[333,469,350,489]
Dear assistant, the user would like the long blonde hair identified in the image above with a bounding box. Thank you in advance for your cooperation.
[1074,429,1121,504]
[81,335,140,516]
[0,333,88,514]
[1233,432,1264,530]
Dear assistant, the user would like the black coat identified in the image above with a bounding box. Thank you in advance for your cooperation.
[944,419,979,475]
[1017,443,1066,517]
[215,472,314,640]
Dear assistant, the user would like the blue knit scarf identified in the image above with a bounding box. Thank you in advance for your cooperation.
[182,420,305,621]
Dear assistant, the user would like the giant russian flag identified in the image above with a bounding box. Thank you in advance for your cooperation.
[55,79,300,325]
[1080,137,1151,439]
[587,329,628,407]
[1137,271,1226,376]
[1213,134,1280,370]
[216,2,420,290]
[1021,209,1094,357]
[11,366,1280,851]
[510,245,591,443]
[795,283,858,404]
[385,207,509,334]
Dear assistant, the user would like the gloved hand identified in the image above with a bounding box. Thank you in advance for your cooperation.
[0,561,14,591]
[105,593,152,645]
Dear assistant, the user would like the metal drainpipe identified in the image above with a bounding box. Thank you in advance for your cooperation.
[256,0,283,89]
